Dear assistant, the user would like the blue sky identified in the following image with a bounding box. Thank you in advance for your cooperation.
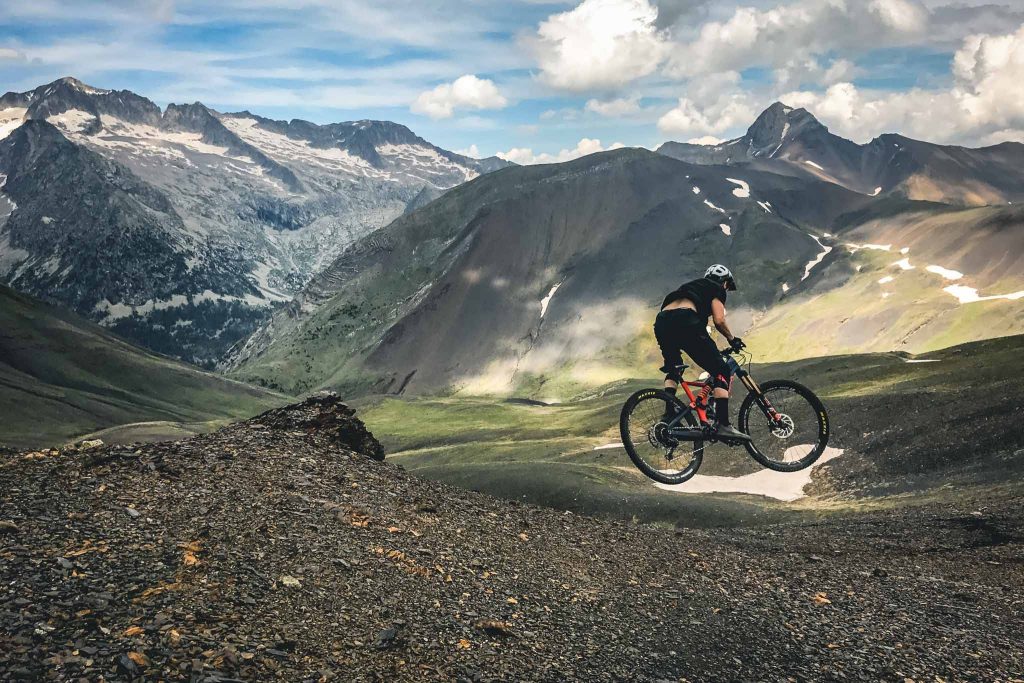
[2,0,1023,162]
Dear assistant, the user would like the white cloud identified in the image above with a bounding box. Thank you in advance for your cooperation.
[529,0,669,91]
[585,96,641,117]
[497,138,626,165]
[776,24,1024,145]
[658,93,755,137]
[0,47,25,61]
[411,74,508,119]
[869,0,928,34]
[456,144,481,158]
[665,0,932,79]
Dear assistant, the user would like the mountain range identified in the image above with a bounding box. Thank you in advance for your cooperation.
[0,77,509,366]
[225,103,1024,397]
[2,77,1023,400]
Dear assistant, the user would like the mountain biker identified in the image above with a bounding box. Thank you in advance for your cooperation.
[654,264,750,440]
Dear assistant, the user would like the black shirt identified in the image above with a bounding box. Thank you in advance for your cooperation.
[661,277,727,318]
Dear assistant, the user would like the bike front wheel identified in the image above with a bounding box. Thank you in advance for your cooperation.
[738,379,829,472]
[619,389,704,484]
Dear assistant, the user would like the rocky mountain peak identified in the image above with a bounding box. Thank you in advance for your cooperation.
[746,102,825,156]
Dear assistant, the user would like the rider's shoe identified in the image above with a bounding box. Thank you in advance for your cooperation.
[714,423,751,441]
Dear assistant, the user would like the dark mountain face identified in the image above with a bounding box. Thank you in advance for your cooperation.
[658,102,1024,205]
[226,148,860,396]
[0,121,266,364]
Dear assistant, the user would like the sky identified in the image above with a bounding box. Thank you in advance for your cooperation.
[2,0,1024,163]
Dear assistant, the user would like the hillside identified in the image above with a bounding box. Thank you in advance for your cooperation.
[0,285,283,448]
[226,148,866,396]
[658,102,1024,206]
[357,334,1024,525]
[2,394,1021,681]
[0,77,510,364]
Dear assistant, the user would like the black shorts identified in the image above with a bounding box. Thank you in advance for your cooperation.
[654,308,730,385]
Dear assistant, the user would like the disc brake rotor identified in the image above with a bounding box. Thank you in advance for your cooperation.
[771,413,795,438]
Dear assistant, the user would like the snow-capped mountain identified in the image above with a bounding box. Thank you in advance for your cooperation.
[0,77,510,365]
[658,102,1024,205]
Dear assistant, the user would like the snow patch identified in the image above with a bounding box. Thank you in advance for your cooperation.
[926,265,963,281]
[870,187,882,196]
[878,276,894,284]
[540,281,563,318]
[892,258,914,270]
[725,178,749,198]
[801,235,832,281]
[692,186,701,195]
[756,201,772,214]
[593,443,623,451]
[0,108,26,140]
[654,447,844,502]
[900,247,909,255]
[704,199,726,214]
[719,223,731,236]
[41,216,54,225]
[803,160,824,171]
[943,285,1024,304]
[902,358,939,363]
[846,243,891,252]
[47,109,95,134]
[781,283,790,293]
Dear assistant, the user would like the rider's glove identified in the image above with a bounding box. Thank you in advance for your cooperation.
[730,336,746,352]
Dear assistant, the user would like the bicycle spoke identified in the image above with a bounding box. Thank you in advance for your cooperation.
[625,396,701,477]
[745,387,823,467]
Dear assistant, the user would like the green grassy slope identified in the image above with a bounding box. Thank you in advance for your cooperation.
[354,334,1024,526]
[0,285,286,448]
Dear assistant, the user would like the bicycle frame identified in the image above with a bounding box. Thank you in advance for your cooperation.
[667,352,784,435]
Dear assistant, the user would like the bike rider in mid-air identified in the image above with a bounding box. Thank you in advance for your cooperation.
[654,264,750,441]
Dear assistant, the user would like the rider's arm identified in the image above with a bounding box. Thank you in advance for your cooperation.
[710,298,735,341]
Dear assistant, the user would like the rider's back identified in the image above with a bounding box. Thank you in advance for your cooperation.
[661,277,728,318]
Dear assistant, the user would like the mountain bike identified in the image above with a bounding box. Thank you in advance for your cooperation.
[619,349,830,484]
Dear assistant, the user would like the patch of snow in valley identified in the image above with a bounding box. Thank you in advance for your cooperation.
[782,283,790,293]
[893,258,914,270]
[926,265,963,281]
[725,178,750,198]
[692,186,700,194]
[719,223,731,236]
[900,247,909,255]
[46,109,95,134]
[757,201,772,213]
[654,446,844,502]
[903,358,939,363]
[942,285,1024,304]
[0,108,26,140]
[0,232,29,276]
[251,260,290,302]
[845,243,891,252]
[870,187,882,196]
[704,199,726,214]
[801,235,832,281]
[594,443,623,451]
[878,276,894,284]
[804,160,824,171]
[41,216,53,225]
[540,281,563,318]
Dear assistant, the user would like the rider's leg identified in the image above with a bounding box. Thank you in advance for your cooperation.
[678,324,739,429]
[653,313,684,421]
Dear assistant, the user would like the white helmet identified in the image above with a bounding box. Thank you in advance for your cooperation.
[704,264,737,291]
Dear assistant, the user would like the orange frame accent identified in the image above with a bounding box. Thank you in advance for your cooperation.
[679,381,709,424]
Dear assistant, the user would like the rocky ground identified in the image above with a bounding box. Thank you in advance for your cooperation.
[2,395,1022,682]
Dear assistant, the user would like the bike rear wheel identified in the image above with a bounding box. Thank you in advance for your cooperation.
[738,379,829,472]
[619,389,704,484]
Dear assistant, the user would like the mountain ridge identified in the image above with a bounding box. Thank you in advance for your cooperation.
[0,76,512,364]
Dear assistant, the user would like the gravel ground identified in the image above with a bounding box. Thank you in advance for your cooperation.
[2,396,1022,682]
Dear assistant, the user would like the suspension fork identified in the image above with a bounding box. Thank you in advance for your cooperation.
[734,368,784,424]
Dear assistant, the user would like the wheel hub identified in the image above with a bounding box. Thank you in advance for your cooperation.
[649,422,679,450]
